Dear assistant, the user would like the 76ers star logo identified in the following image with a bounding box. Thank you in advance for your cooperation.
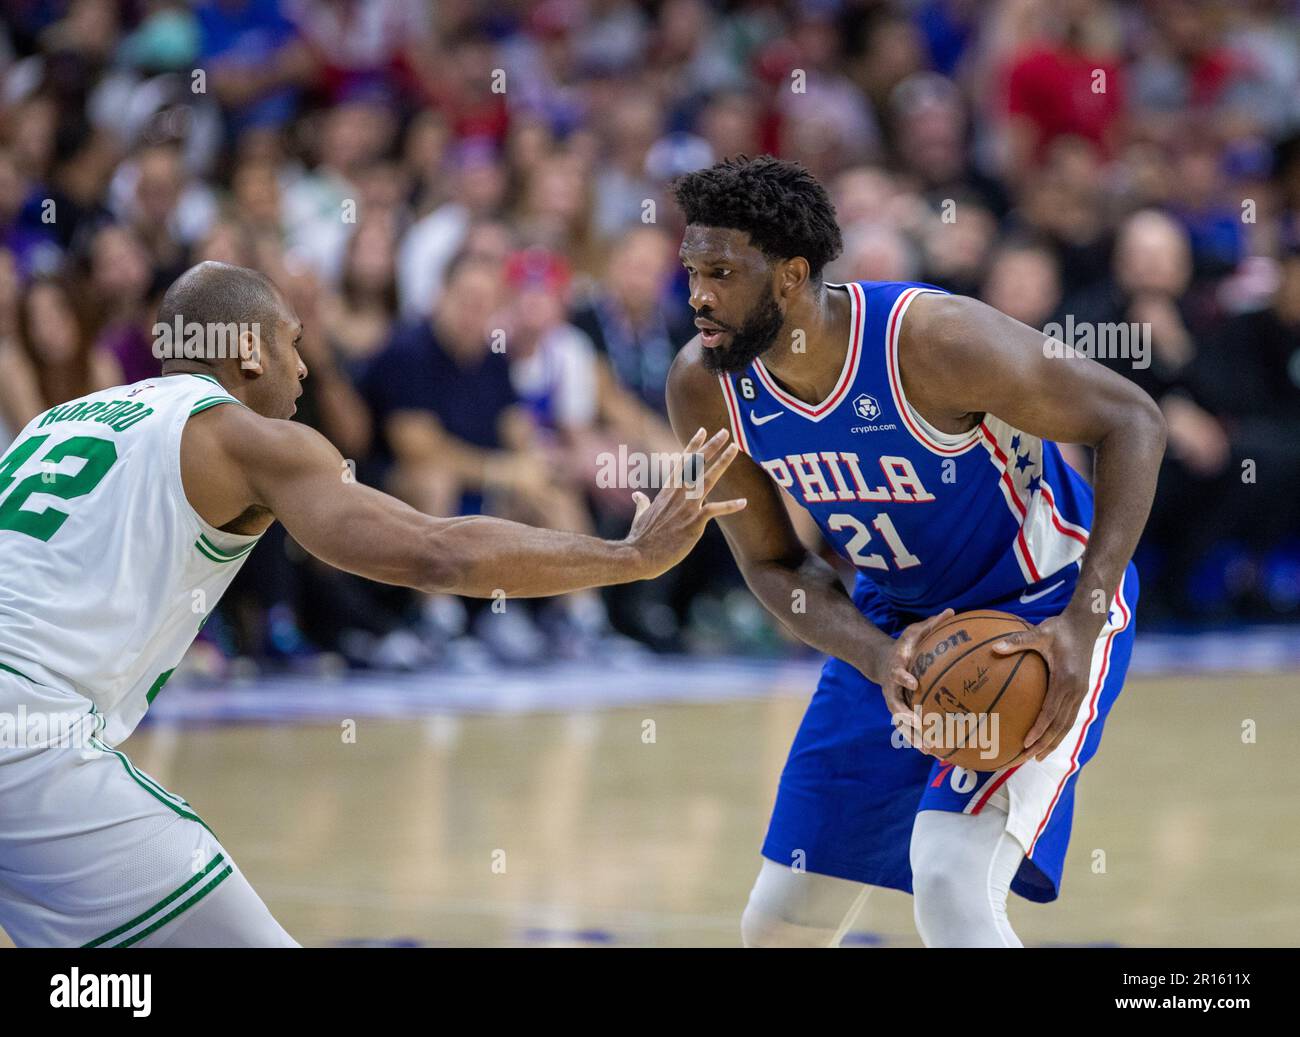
[853,394,880,421]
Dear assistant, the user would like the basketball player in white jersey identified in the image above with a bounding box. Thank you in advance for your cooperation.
[0,261,745,947]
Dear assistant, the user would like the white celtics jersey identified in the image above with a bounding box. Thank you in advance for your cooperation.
[0,373,262,745]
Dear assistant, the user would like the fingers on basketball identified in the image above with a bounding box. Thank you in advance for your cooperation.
[992,630,1038,655]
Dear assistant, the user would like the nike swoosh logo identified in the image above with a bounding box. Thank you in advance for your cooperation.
[1019,579,1065,604]
[750,410,784,426]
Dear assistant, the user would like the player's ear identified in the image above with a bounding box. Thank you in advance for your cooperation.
[238,325,265,377]
[779,256,810,297]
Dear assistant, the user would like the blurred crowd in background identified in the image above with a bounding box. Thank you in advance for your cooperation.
[1,0,1299,673]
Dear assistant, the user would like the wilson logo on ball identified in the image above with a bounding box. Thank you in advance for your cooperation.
[907,610,1048,770]
[912,629,971,679]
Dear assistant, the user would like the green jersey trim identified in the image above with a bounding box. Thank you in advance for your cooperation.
[145,667,176,705]
[113,863,233,947]
[90,736,214,836]
[0,661,39,684]
[195,532,258,563]
[82,853,229,948]
[189,396,241,417]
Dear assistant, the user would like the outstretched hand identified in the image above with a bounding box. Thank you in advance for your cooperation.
[625,427,747,579]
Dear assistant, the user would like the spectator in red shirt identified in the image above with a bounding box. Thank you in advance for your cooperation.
[1001,0,1126,174]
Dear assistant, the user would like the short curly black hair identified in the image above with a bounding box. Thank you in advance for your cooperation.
[671,155,844,278]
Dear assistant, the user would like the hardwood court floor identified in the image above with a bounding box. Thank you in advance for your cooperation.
[3,670,1297,947]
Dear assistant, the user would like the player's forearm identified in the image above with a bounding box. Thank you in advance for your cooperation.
[420,514,647,597]
[1064,404,1167,630]
[742,552,894,682]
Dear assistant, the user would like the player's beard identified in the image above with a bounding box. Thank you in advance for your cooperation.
[698,285,785,374]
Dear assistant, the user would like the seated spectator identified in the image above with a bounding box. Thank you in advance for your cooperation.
[889,71,1009,221]
[1061,209,1206,403]
[281,100,397,283]
[0,273,122,430]
[998,0,1127,174]
[86,223,158,387]
[828,221,921,283]
[364,253,520,506]
[1017,137,1113,298]
[568,228,745,649]
[193,217,258,268]
[1059,210,1237,618]
[1190,246,1300,616]
[284,0,432,107]
[401,109,454,218]
[108,142,218,288]
[570,225,695,425]
[508,150,600,277]
[321,211,402,374]
[496,247,622,647]
[592,92,665,241]
[1167,140,1247,280]
[500,248,600,445]
[981,237,1063,329]
[918,196,998,295]
[195,0,312,140]
[980,237,1089,477]
[229,158,286,246]
[0,147,62,277]
[695,89,763,169]
[397,140,508,319]
[362,252,600,662]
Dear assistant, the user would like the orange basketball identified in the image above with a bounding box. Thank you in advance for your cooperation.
[905,610,1049,770]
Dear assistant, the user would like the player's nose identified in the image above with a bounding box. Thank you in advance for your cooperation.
[688,281,716,311]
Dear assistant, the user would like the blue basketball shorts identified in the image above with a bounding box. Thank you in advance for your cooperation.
[760,562,1138,903]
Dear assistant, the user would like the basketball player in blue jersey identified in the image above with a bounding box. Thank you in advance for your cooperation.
[665,157,1167,947]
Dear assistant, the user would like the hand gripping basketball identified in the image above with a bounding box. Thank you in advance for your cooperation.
[878,608,955,753]
[991,614,1095,766]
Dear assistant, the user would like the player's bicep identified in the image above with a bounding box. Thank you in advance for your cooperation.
[231,417,435,585]
[911,294,1158,446]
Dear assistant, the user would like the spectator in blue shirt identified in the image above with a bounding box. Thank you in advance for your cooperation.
[196,0,311,139]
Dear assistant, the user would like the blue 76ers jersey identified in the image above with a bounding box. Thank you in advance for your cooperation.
[717,281,1094,616]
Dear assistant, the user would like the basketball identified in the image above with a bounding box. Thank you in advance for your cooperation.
[906,611,1049,771]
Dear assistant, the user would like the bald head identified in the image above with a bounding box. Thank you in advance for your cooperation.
[157,261,306,419]
[158,262,285,353]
